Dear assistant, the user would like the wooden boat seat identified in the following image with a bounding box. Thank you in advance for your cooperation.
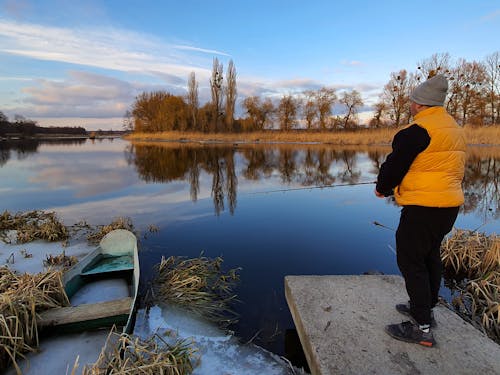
[38,297,132,328]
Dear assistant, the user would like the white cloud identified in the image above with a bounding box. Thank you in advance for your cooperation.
[0,18,384,128]
[7,70,189,120]
[0,18,224,76]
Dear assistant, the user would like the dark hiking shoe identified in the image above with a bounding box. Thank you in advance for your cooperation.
[385,321,436,348]
[396,303,437,328]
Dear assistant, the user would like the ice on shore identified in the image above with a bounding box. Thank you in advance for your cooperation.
[134,305,293,375]
[1,238,298,375]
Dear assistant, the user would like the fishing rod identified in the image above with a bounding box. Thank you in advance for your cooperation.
[249,180,376,195]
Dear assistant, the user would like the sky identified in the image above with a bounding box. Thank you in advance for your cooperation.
[0,0,499,130]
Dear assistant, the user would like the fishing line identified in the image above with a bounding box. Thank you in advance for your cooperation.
[248,181,376,195]
[387,244,396,255]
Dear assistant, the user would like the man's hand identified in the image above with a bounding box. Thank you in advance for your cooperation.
[374,189,385,198]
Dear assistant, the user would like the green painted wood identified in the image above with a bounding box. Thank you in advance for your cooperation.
[42,229,140,335]
[81,254,133,275]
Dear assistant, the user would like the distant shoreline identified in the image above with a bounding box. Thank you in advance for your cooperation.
[0,134,122,141]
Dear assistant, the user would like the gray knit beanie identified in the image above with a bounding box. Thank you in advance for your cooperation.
[410,74,448,106]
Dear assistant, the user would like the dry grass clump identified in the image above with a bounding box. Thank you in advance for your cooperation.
[0,210,68,244]
[0,267,69,373]
[464,274,500,339]
[75,328,196,375]
[153,255,240,327]
[86,217,134,245]
[441,229,499,278]
[43,250,78,268]
[442,229,500,343]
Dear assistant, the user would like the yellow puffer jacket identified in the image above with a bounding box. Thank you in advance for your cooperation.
[394,106,466,207]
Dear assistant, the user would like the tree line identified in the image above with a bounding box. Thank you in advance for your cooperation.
[129,51,499,133]
[0,112,87,137]
[372,52,500,128]
[128,57,364,133]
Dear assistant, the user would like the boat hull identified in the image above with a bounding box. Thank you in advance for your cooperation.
[38,229,139,334]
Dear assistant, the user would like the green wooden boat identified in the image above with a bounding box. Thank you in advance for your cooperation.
[38,229,140,334]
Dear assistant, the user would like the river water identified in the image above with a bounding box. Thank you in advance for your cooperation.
[1,137,498,361]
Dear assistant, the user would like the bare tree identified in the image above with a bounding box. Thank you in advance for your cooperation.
[243,96,274,131]
[122,110,134,131]
[210,58,224,132]
[315,87,337,130]
[339,90,363,128]
[224,60,237,132]
[417,52,452,80]
[369,102,389,128]
[449,59,487,125]
[303,90,317,130]
[132,91,188,132]
[187,72,199,131]
[242,96,260,130]
[277,95,298,131]
[484,51,500,125]
[381,70,411,127]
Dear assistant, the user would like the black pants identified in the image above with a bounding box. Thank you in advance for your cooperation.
[396,205,459,325]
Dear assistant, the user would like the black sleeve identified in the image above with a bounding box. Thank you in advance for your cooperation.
[376,124,430,196]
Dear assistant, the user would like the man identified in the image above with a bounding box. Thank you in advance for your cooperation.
[375,74,466,347]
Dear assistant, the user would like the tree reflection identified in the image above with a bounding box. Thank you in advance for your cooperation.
[462,152,499,222]
[279,149,297,184]
[0,139,86,166]
[132,144,238,215]
[130,143,499,219]
[334,149,361,184]
[242,148,277,180]
[368,146,499,221]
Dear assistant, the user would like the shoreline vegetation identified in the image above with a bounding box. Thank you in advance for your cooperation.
[125,126,500,146]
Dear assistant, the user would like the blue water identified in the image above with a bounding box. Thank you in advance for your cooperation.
[0,138,498,356]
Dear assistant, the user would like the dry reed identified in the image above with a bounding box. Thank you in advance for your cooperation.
[43,250,78,269]
[152,255,240,327]
[0,267,69,373]
[86,217,134,245]
[465,274,500,338]
[442,229,500,342]
[0,210,68,244]
[77,327,196,375]
[127,129,397,146]
[464,125,500,145]
[441,229,499,278]
[126,126,500,146]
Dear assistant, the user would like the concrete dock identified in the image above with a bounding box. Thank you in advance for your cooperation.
[285,275,500,375]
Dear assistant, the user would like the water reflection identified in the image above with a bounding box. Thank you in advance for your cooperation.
[1,140,498,221]
[127,142,499,220]
[462,150,499,222]
[0,138,86,166]
[127,143,390,215]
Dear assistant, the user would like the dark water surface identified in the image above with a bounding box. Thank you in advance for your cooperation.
[1,138,498,357]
